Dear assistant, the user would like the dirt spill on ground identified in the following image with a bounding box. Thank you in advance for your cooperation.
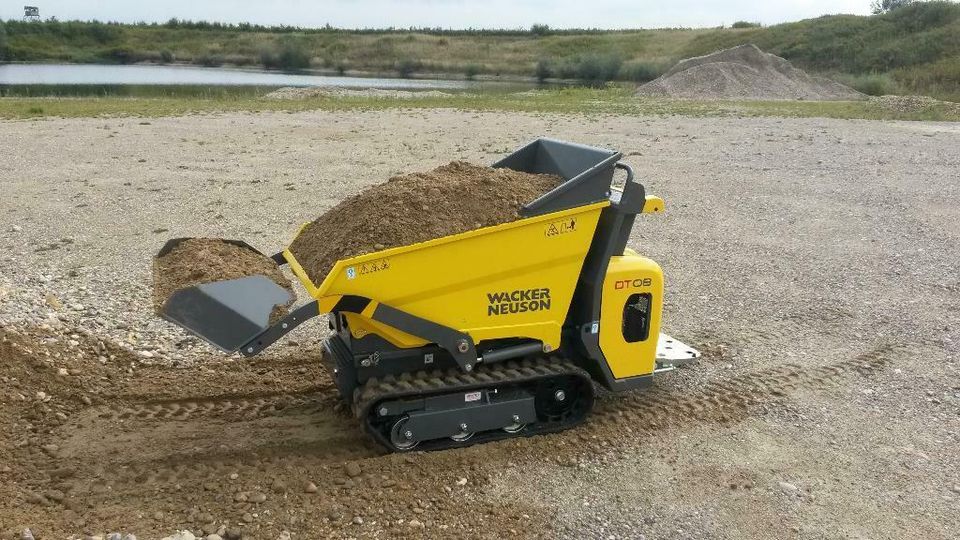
[289,161,562,284]
[0,324,892,539]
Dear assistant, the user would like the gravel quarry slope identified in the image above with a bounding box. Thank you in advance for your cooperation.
[0,109,957,539]
[637,44,865,101]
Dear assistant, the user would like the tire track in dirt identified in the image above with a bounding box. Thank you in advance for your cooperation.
[587,345,892,436]
[95,386,335,422]
[42,345,892,495]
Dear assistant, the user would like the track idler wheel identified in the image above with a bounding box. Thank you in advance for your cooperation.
[389,416,419,451]
[534,375,591,423]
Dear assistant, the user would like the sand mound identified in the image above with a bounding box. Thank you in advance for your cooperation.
[265,86,452,100]
[152,238,294,317]
[289,161,561,284]
[637,44,864,101]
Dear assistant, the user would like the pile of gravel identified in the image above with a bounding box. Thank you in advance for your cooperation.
[869,94,960,115]
[637,44,864,101]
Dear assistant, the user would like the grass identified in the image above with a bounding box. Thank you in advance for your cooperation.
[1,86,957,122]
[0,2,957,98]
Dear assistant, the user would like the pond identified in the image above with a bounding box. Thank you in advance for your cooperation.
[0,63,532,91]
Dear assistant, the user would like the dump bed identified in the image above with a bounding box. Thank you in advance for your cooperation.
[160,138,628,356]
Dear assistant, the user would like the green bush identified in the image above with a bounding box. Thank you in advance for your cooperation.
[159,49,174,64]
[103,47,140,64]
[836,72,897,95]
[574,53,622,82]
[731,21,761,29]
[620,61,667,82]
[530,24,551,36]
[260,40,312,70]
[194,53,224,67]
[894,56,960,99]
[396,58,422,78]
[535,59,552,82]
[464,63,482,79]
[0,21,8,61]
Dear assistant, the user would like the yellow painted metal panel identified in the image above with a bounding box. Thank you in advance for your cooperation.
[283,202,608,350]
[599,254,664,379]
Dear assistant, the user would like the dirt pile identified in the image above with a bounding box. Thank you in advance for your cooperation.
[0,323,554,539]
[265,86,453,100]
[152,238,294,315]
[636,44,864,101]
[289,161,562,284]
[869,94,960,115]
[0,321,893,539]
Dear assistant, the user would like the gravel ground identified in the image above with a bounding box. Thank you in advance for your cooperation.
[0,109,958,539]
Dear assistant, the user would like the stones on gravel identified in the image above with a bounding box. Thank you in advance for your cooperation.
[344,462,362,478]
[248,492,267,503]
[24,490,49,506]
[778,481,799,494]
[20,529,35,540]
[304,481,318,493]
[160,532,195,540]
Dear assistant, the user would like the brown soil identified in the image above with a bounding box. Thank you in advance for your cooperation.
[288,161,561,285]
[152,238,294,316]
[637,44,864,101]
[0,323,891,539]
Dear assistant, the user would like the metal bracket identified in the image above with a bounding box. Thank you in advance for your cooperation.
[655,333,700,369]
[240,300,320,356]
[332,295,478,372]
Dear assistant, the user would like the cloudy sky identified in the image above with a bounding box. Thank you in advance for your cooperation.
[3,1,873,29]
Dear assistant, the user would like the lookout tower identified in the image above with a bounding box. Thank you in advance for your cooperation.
[24,6,40,21]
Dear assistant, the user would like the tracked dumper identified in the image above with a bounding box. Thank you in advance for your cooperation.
[159,138,699,451]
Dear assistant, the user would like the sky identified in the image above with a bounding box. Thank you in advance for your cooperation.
[1,1,873,29]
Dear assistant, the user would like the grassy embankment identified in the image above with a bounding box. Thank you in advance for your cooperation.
[0,2,958,99]
[2,86,958,122]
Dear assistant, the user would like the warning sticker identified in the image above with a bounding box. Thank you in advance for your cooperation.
[464,391,482,402]
[545,218,577,237]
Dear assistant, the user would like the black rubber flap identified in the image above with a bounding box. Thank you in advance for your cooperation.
[492,138,621,217]
[162,276,293,353]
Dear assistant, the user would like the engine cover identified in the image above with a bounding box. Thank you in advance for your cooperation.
[599,251,664,379]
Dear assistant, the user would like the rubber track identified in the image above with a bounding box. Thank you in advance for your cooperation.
[354,355,594,451]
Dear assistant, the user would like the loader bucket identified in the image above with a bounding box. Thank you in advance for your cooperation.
[161,276,293,353]
[493,138,621,217]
